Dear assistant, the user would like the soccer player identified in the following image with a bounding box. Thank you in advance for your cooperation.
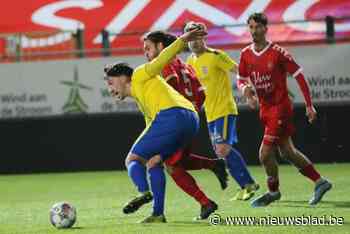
[142,30,228,219]
[185,22,259,201]
[104,27,207,222]
[237,13,332,207]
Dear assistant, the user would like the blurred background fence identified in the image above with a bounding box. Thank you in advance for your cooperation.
[1,16,349,63]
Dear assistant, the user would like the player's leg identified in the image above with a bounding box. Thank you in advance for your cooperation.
[182,153,216,170]
[143,155,167,223]
[278,137,332,205]
[179,151,228,190]
[166,162,210,206]
[175,139,228,189]
[125,154,149,194]
[209,115,258,200]
[278,137,318,180]
[165,149,211,207]
[216,143,259,200]
[251,140,281,207]
[251,116,283,207]
[123,119,169,221]
[165,159,218,220]
[122,125,154,215]
[122,154,153,215]
[178,138,217,170]
[137,107,200,222]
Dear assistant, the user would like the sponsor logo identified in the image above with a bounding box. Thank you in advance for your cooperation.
[61,66,93,114]
[1,1,348,50]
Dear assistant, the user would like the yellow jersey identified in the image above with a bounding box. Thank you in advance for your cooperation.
[187,48,238,122]
[131,38,196,126]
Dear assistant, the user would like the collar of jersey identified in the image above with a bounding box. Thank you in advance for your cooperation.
[250,40,272,57]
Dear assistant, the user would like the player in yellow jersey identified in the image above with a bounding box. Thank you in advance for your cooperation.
[185,22,259,201]
[104,28,207,223]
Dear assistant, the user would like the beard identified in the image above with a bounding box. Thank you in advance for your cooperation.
[146,51,160,62]
[252,34,260,43]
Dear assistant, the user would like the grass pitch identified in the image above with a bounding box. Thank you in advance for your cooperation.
[0,163,349,234]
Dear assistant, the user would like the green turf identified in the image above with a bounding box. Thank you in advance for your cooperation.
[0,164,349,234]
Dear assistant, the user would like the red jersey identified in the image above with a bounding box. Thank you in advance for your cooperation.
[162,57,205,111]
[238,42,302,110]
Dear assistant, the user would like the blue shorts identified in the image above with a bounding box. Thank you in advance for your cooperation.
[131,108,199,161]
[208,115,238,146]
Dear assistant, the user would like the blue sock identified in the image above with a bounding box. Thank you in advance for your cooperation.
[225,147,255,188]
[127,160,149,193]
[148,165,166,216]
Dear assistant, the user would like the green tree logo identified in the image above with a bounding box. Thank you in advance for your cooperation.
[61,67,93,114]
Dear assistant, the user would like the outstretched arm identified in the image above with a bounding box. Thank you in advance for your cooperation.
[145,38,185,77]
[145,28,207,77]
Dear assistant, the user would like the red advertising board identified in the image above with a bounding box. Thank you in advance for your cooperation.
[0,0,349,58]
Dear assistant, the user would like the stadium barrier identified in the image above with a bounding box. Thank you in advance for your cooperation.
[1,16,349,63]
[0,105,349,174]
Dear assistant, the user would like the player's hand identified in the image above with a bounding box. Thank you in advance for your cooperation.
[243,85,258,109]
[180,27,207,43]
[243,85,255,98]
[247,96,258,110]
[306,105,317,124]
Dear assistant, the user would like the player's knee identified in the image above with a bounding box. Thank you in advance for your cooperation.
[215,144,231,158]
[146,155,162,169]
[125,153,146,168]
[259,146,272,165]
[278,148,288,160]
[259,153,268,165]
[279,145,296,160]
[279,138,297,157]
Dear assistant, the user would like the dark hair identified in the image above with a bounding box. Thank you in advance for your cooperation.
[104,62,133,78]
[143,30,177,48]
[247,13,268,26]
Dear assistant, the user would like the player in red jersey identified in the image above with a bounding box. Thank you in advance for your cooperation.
[122,30,228,220]
[237,13,332,207]
[162,57,204,112]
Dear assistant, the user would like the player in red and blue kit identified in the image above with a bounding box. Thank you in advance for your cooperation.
[162,52,223,219]
[237,13,332,207]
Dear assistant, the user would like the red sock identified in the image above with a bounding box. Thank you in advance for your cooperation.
[267,176,279,192]
[170,166,210,206]
[299,164,321,182]
[181,153,216,170]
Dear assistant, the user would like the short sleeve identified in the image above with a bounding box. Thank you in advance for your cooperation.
[277,46,302,78]
[236,51,250,90]
[215,50,237,72]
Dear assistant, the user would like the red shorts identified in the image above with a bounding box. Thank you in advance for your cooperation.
[164,146,191,166]
[260,102,295,146]
[164,135,202,166]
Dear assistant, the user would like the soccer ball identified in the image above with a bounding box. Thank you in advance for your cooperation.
[50,202,77,229]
